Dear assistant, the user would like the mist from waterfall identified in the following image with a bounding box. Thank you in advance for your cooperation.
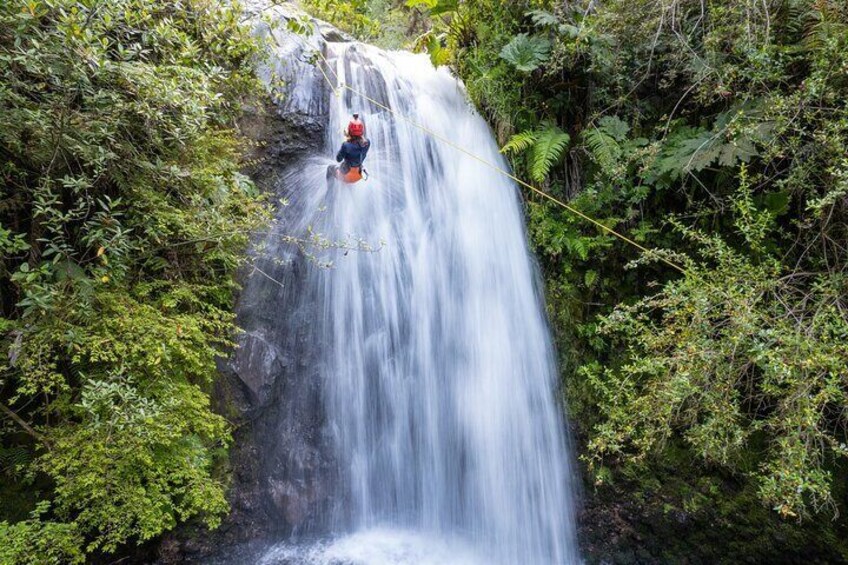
[237,11,581,564]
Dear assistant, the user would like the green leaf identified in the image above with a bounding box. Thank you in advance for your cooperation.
[499,33,551,72]
[527,9,559,29]
[408,0,457,15]
[583,116,629,173]
[501,129,539,155]
[53,260,87,282]
[426,32,451,66]
[530,124,570,182]
[762,190,791,216]
[429,0,458,16]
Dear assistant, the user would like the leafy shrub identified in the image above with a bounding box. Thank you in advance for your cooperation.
[0,513,84,565]
[426,0,848,537]
[0,0,268,558]
[586,183,848,519]
[302,0,381,39]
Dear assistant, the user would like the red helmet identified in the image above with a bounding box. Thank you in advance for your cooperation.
[347,119,365,137]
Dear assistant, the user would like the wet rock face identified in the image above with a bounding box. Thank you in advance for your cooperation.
[156,6,337,562]
[233,329,287,407]
[215,99,334,543]
[238,100,327,194]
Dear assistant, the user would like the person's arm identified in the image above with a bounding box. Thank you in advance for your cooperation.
[361,140,370,160]
[336,143,346,163]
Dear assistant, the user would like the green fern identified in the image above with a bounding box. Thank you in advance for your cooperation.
[0,445,32,478]
[800,3,847,53]
[530,124,570,183]
[583,115,629,173]
[501,130,539,155]
[527,9,559,29]
[502,123,570,183]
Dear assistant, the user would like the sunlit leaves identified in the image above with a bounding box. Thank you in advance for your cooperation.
[0,0,267,560]
[303,0,381,38]
[585,190,848,519]
[406,0,457,16]
[0,517,84,565]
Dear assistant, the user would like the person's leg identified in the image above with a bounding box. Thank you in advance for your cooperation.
[326,164,338,189]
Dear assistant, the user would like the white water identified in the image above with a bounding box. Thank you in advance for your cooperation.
[247,14,580,564]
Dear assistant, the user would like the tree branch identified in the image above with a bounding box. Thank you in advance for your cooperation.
[0,401,51,451]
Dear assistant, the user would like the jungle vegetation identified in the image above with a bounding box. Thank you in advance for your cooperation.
[2,0,848,562]
[0,1,267,562]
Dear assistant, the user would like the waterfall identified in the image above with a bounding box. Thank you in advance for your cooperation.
[229,9,581,564]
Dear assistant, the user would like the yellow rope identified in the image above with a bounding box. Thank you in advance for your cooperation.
[302,38,686,274]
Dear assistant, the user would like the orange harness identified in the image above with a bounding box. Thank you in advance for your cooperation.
[336,165,363,183]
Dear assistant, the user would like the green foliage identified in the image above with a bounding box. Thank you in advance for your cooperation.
[46,377,229,552]
[587,185,848,519]
[302,0,427,49]
[646,106,772,183]
[582,116,641,177]
[0,445,31,479]
[414,30,452,67]
[438,0,848,547]
[0,513,84,565]
[502,122,570,183]
[529,125,571,183]
[526,9,559,30]
[501,130,540,155]
[499,33,551,72]
[407,0,456,17]
[0,0,268,559]
[303,0,382,39]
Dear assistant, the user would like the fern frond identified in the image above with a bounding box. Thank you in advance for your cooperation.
[583,117,627,173]
[527,9,559,29]
[584,128,619,173]
[0,445,32,478]
[530,125,570,183]
[501,130,539,155]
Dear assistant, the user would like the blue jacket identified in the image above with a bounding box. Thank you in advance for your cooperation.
[336,139,370,168]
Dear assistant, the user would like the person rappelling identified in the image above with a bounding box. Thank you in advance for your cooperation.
[327,113,370,186]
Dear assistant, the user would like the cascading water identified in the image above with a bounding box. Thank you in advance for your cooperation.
[231,7,581,564]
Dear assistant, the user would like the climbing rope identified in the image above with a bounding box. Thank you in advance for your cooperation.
[298,36,686,274]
